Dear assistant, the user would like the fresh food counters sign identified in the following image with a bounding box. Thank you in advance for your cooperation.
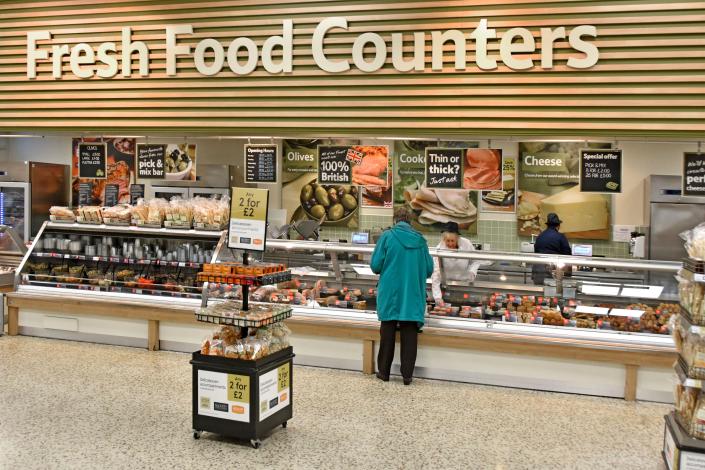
[26,19,599,79]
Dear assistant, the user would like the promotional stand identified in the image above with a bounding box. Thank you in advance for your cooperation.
[191,187,294,448]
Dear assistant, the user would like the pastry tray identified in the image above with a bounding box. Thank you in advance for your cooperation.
[195,305,292,327]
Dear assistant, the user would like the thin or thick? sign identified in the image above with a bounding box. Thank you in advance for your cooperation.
[318,146,352,185]
[137,144,166,179]
[245,144,278,183]
[683,153,705,197]
[104,184,120,207]
[425,148,464,188]
[228,187,269,252]
[579,149,622,193]
[78,143,107,179]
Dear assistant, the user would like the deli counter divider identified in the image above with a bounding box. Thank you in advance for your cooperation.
[7,227,680,402]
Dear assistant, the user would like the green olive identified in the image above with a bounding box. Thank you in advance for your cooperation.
[178,162,188,172]
[341,194,358,211]
[328,204,344,221]
[336,185,349,195]
[300,184,314,203]
[315,186,330,206]
[165,157,175,167]
[310,205,326,219]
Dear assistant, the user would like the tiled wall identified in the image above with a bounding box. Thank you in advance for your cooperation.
[321,213,639,259]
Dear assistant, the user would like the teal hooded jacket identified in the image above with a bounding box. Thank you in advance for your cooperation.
[370,222,434,326]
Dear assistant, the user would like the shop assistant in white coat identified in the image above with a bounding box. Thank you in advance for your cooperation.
[432,222,489,306]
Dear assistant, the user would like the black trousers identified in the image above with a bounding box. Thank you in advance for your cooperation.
[377,320,418,380]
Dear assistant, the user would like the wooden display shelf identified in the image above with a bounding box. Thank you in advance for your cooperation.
[6,291,676,401]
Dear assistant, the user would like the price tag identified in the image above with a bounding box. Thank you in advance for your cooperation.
[178,262,186,267]
[318,146,352,185]
[580,149,622,193]
[136,144,166,179]
[228,374,250,403]
[425,148,464,188]
[694,273,705,283]
[277,363,290,392]
[130,184,145,205]
[78,143,107,179]
[78,182,93,206]
[228,187,269,252]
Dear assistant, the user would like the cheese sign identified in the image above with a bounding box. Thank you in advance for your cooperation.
[78,143,107,179]
[318,146,352,184]
[136,144,166,179]
[244,144,277,183]
[683,153,705,197]
[425,148,464,188]
[228,187,269,251]
[579,149,622,193]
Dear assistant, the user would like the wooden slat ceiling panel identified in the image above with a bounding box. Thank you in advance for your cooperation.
[0,0,703,137]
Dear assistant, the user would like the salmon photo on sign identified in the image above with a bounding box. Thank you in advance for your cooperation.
[463,148,502,190]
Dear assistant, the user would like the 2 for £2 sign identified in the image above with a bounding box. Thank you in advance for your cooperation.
[228,187,269,251]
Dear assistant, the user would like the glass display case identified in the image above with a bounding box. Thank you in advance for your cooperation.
[213,239,682,349]
[0,225,27,288]
[15,221,224,302]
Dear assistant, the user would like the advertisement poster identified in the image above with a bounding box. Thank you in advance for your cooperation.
[244,144,277,184]
[393,140,479,234]
[517,142,612,240]
[164,143,197,181]
[259,363,291,422]
[683,152,705,197]
[481,157,516,213]
[464,148,503,190]
[197,370,250,423]
[136,144,166,179]
[71,137,135,206]
[354,145,391,208]
[282,139,359,231]
[228,187,269,252]
[580,149,622,193]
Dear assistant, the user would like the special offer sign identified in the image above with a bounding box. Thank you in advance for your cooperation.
[228,187,269,252]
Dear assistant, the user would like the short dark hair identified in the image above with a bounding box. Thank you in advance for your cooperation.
[393,206,413,224]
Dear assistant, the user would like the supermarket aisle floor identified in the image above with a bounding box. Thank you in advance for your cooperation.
[0,336,668,470]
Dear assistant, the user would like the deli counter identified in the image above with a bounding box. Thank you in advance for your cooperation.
[8,224,680,401]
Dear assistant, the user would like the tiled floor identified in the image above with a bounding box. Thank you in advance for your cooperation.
[0,336,669,470]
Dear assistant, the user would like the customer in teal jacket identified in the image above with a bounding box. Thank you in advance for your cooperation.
[370,207,434,385]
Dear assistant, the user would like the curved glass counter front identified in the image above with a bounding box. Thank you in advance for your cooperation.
[217,239,681,349]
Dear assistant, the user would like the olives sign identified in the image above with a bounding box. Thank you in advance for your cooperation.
[136,144,166,179]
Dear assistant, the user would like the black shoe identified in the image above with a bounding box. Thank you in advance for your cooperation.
[376,372,389,382]
[403,378,412,385]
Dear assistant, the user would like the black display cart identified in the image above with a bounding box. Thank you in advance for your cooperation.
[663,412,705,469]
[191,346,294,448]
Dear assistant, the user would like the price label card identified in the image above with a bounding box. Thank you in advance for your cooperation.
[245,144,277,183]
[228,374,250,403]
[136,144,166,179]
[580,149,622,193]
[130,184,145,204]
[228,187,269,252]
[425,148,464,188]
[683,152,705,197]
[277,363,290,392]
[78,143,107,179]
[318,146,352,185]
[78,182,93,206]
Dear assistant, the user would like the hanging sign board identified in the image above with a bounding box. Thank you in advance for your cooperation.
[130,184,145,205]
[579,149,622,193]
[683,153,705,197]
[425,148,464,189]
[318,146,352,185]
[136,144,166,179]
[104,184,120,207]
[228,187,269,252]
[78,143,107,179]
[245,144,278,183]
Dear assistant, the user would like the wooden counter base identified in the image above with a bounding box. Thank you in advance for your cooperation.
[6,292,676,401]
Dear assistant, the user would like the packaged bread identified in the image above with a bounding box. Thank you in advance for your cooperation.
[676,315,705,379]
[681,223,705,260]
[77,206,103,224]
[101,204,132,225]
[49,206,76,222]
[164,197,193,228]
[131,198,149,224]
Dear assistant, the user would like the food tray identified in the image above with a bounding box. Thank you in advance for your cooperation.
[132,220,162,229]
[102,218,131,226]
[197,270,292,286]
[193,223,227,231]
[76,216,103,225]
[49,215,77,223]
[195,307,292,327]
[164,220,192,229]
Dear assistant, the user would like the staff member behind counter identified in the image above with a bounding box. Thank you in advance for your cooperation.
[532,212,572,285]
[432,222,490,306]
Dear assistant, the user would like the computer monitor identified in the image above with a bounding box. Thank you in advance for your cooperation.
[572,244,593,257]
[351,232,369,244]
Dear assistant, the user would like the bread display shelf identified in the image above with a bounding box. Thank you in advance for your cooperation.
[195,307,292,328]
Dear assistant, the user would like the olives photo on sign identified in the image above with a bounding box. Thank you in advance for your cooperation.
[299,182,359,224]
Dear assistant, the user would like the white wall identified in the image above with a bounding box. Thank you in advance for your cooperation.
[4,135,698,226]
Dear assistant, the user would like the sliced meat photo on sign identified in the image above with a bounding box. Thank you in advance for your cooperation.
[463,149,502,190]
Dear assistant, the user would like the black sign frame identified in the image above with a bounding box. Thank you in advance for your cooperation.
[683,152,705,197]
[78,142,107,179]
[424,147,464,189]
[579,149,623,194]
[317,145,352,185]
[130,184,145,205]
[104,184,120,207]
[136,143,167,180]
[244,144,278,184]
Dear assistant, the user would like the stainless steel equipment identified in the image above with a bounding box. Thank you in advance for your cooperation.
[0,161,70,241]
[145,164,250,200]
[645,175,705,261]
